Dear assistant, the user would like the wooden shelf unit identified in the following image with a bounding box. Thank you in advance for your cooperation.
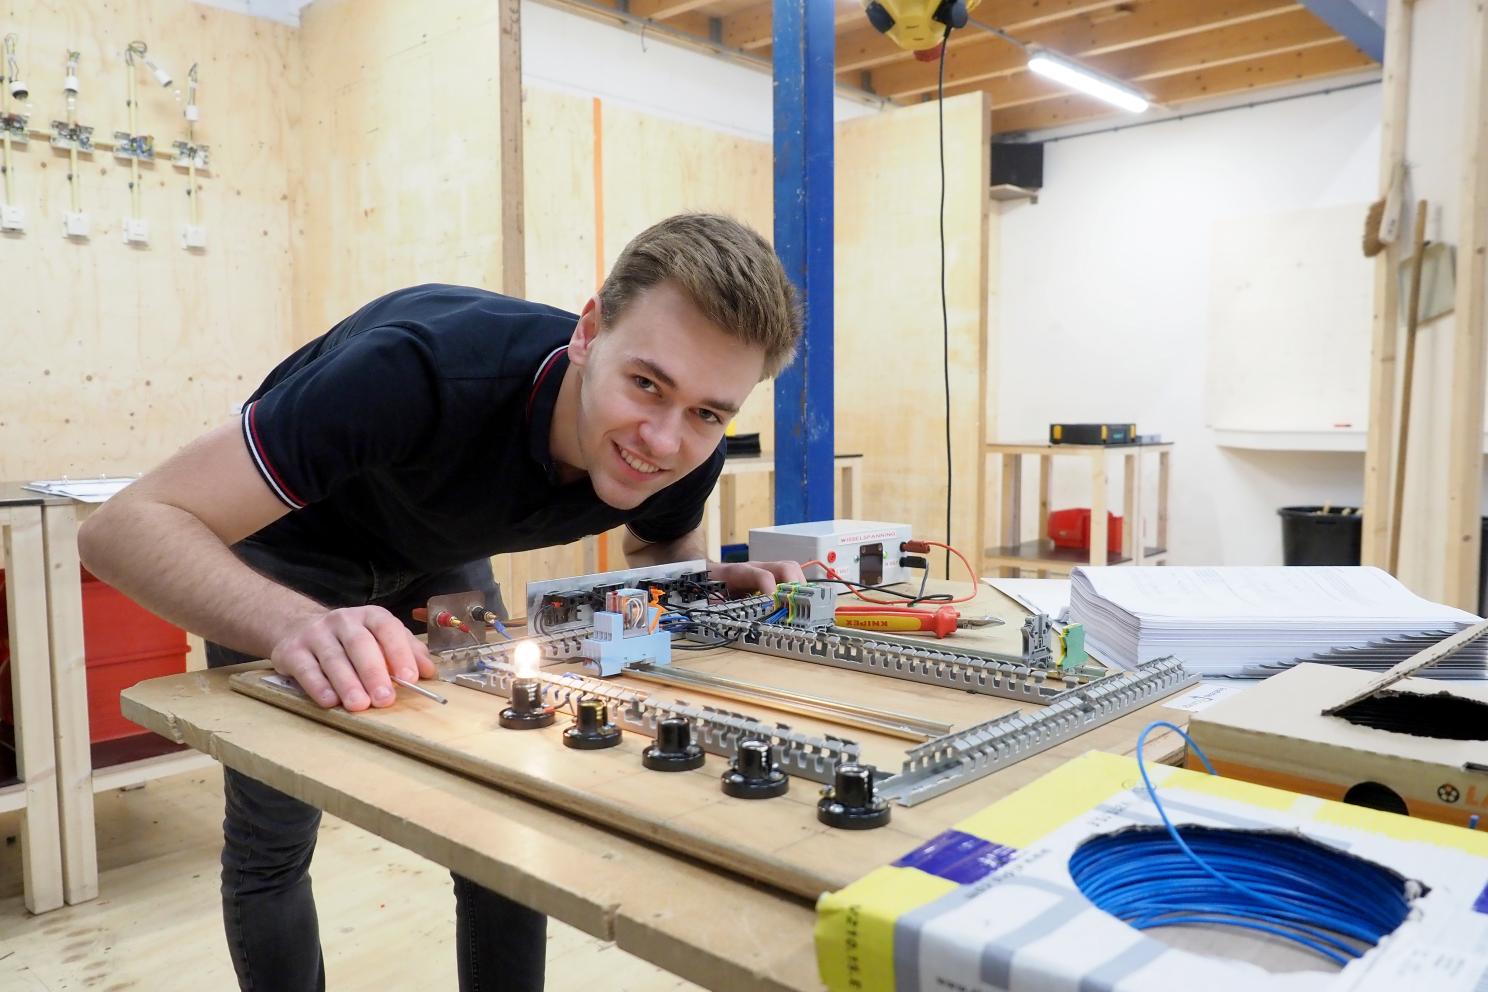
[985,441,1173,576]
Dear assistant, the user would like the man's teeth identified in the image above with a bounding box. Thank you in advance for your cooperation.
[620,448,660,474]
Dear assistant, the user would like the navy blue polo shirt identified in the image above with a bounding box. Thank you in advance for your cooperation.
[238,284,724,573]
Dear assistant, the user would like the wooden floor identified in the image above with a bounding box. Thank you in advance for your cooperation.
[0,765,702,991]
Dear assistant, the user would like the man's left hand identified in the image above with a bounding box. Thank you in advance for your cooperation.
[710,559,807,597]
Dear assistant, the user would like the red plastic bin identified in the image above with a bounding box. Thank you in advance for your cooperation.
[0,568,188,743]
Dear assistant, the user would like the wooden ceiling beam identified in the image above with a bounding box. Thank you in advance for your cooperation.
[988,39,1375,134]
[628,0,717,20]
[836,0,1125,73]
[959,8,1344,110]
[867,0,1306,99]
[723,1,860,53]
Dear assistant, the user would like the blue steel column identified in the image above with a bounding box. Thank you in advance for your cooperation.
[772,0,835,525]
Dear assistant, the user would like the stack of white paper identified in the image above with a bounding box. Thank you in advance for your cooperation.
[1069,566,1486,678]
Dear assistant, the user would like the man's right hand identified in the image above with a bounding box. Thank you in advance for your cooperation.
[271,606,437,711]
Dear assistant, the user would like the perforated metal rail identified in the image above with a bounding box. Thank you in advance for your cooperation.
[681,610,1091,701]
[876,656,1197,806]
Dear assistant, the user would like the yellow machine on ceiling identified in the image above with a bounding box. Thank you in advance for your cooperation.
[861,0,982,61]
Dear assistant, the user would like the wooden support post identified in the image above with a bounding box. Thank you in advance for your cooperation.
[42,503,98,904]
[841,458,862,519]
[1088,451,1108,569]
[498,0,525,299]
[703,483,723,562]
[1157,449,1171,552]
[719,474,737,548]
[998,453,1021,577]
[3,506,65,914]
[1443,0,1488,611]
[1362,0,1415,567]
[1036,455,1052,578]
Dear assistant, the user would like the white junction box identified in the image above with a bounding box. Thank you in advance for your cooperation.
[62,211,90,239]
[121,216,150,245]
[748,520,914,587]
[0,203,26,232]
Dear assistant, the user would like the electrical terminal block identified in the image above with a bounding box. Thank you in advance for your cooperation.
[171,139,210,170]
[49,120,94,152]
[0,112,29,142]
[770,581,837,629]
[112,131,154,161]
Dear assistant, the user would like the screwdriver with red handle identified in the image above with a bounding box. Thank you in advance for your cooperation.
[834,605,960,639]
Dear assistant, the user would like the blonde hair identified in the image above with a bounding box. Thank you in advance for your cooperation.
[599,214,801,378]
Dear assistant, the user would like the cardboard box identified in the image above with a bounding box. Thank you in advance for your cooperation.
[815,750,1488,992]
[1187,661,1488,828]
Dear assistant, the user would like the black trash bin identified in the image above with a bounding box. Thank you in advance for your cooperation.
[1278,506,1362,565]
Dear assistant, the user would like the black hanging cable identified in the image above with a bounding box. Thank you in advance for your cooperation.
[937,23,953,579]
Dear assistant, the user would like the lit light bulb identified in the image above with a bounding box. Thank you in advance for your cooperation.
[513,640,541,678]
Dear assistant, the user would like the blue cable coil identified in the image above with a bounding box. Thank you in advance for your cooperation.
[1068,721,1416,966]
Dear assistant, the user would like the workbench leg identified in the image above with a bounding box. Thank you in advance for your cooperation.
[43,504,98,904]
[998,454,1022,577]
[1157,450,1171,554]
[719,475,737,549]
[1089,451,1108,569]
[4,507,65,914]
[703,483,723,562]
[1036,455,1052,578]
[1121,453,1137,561]
[842,462,862,519]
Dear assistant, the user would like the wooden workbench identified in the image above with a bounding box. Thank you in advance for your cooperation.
[121,582,1191,990]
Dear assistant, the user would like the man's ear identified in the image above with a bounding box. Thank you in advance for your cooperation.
[568,296,601,368]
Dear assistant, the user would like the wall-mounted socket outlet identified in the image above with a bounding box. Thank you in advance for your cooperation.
[180,223,207,250]
[122,216,150,245]
[62,211,90,239]
[0,203,26,232]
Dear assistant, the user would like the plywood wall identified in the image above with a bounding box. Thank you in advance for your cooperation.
[291,0,513,339]
[835,92,991,568]
[4,0,993,610]
[501,86,777,600]
[0,0,298,480]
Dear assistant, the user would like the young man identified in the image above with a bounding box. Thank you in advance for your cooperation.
[78,213,806,991]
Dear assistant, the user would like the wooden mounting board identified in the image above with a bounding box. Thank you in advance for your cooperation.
[228,584,1191,900]
[121,666,823,992]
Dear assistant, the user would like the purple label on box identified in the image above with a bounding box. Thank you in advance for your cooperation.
[1473,881,1488,915]
[893,829,1018,885]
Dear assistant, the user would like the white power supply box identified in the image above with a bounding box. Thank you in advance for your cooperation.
[748,520,914,587]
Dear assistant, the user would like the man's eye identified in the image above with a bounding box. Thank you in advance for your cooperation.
[633,376,658,393]
[698,409,722,425]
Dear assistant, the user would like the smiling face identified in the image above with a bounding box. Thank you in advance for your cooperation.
[561,280,767,510]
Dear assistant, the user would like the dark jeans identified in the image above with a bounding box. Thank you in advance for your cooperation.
[207,539,546,991]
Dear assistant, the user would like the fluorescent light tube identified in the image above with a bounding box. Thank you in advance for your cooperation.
[1026,45,1149,114]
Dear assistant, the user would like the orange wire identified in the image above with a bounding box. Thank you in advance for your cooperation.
[802,542,979,606]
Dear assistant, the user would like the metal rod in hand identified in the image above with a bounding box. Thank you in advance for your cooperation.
[391,675,447,705]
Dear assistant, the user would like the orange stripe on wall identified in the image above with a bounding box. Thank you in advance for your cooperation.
[592,96,610,572]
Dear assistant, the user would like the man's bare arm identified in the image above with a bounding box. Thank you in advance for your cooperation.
[78,422,432,711]
[621,526,804,595]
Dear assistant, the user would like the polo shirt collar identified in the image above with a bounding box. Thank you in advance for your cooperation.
[526,345,570,482]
